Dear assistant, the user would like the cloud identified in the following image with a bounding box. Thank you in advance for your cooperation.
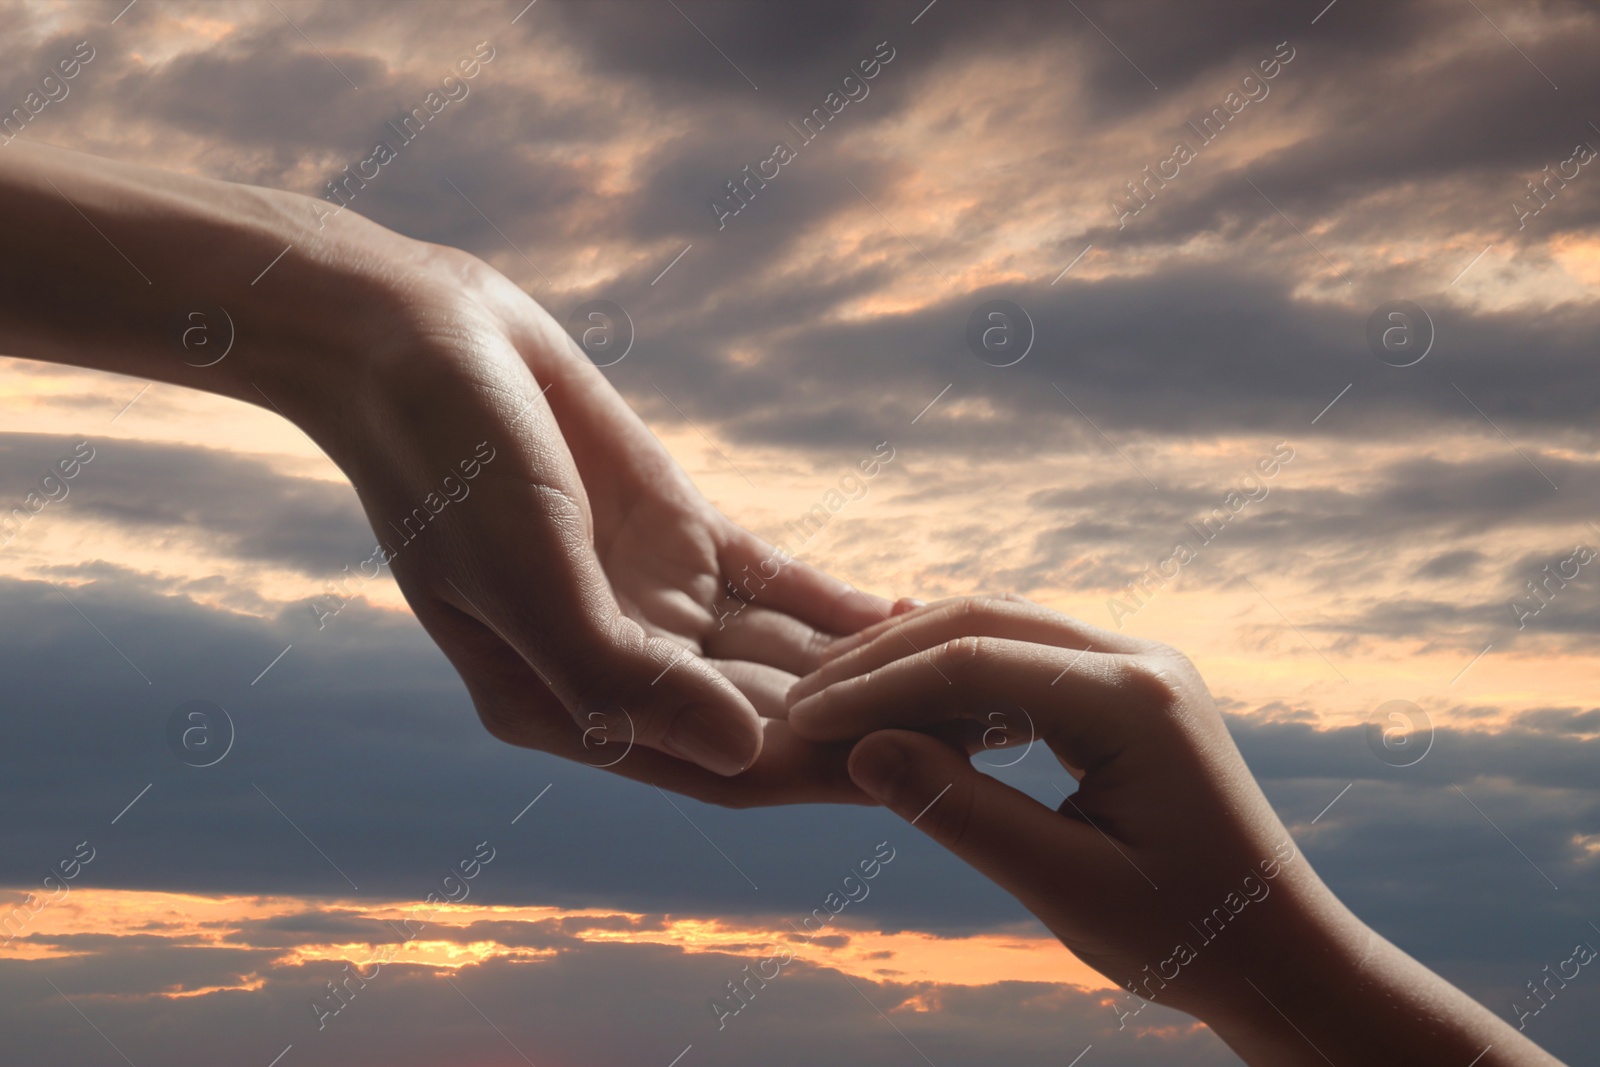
[0,932,1244,1067]
[1,432,370,575]
[0,565,1594,946]
[13,0,1595,460]
[4,1,1600,1063]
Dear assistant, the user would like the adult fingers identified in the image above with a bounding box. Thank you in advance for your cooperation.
[579,717,870,809]
[438,612,865,808]
[718,527,893,637]
[703,657,798,720]
[423,477,762,775]
[702,603,833,677]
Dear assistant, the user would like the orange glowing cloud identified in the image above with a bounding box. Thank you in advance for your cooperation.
[0,887,1110,993]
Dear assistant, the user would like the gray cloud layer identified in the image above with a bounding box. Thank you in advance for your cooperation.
[0,569,1596,1067]
[4,1,1599,1063]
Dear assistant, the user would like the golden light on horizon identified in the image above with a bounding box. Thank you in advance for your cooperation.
[0,888,1109,993]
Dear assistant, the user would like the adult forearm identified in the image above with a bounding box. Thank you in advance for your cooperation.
[0,142,882,793]
[0,140,421,416]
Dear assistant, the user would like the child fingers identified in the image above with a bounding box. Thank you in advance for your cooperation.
[792,596,1138,707]
[789,636,1131,770]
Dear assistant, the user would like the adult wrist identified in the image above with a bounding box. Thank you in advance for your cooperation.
[193,188,436,411]
[180,183,516,475]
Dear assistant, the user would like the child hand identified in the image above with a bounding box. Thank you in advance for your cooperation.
[786,596,1562,1067]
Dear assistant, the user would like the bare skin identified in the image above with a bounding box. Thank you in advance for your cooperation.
[0,140,890,806]
[1,142,1563,1063]
[789,596,1568,1067]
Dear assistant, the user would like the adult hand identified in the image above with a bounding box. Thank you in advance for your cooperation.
[335,243,895,805]
[0,141,892,805]
[787,596,1565,1066]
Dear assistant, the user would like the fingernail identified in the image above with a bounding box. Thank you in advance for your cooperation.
[663,705,760,777]
[891,597,926,615]
[849,735,911,803]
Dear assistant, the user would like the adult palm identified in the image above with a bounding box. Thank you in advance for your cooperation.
[0,142,885,805]
[321,244,888,807]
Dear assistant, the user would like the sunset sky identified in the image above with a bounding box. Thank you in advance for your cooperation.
[3,1,1599,1064]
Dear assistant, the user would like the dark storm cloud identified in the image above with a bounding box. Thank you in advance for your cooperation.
[229,909,438,947]
[535,0,1600,456]
[1030,453,1600,545]
[1512,705,1600,735]
[0,28,108,127]
[1235,716,1600,798]
[535,0,1598,282]
[617,113,898,249]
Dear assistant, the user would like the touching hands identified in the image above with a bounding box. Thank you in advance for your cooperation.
[787,595,1323,1017]
[0,141,1568,1066]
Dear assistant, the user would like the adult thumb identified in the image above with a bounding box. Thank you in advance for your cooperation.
[596,622,766,777]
